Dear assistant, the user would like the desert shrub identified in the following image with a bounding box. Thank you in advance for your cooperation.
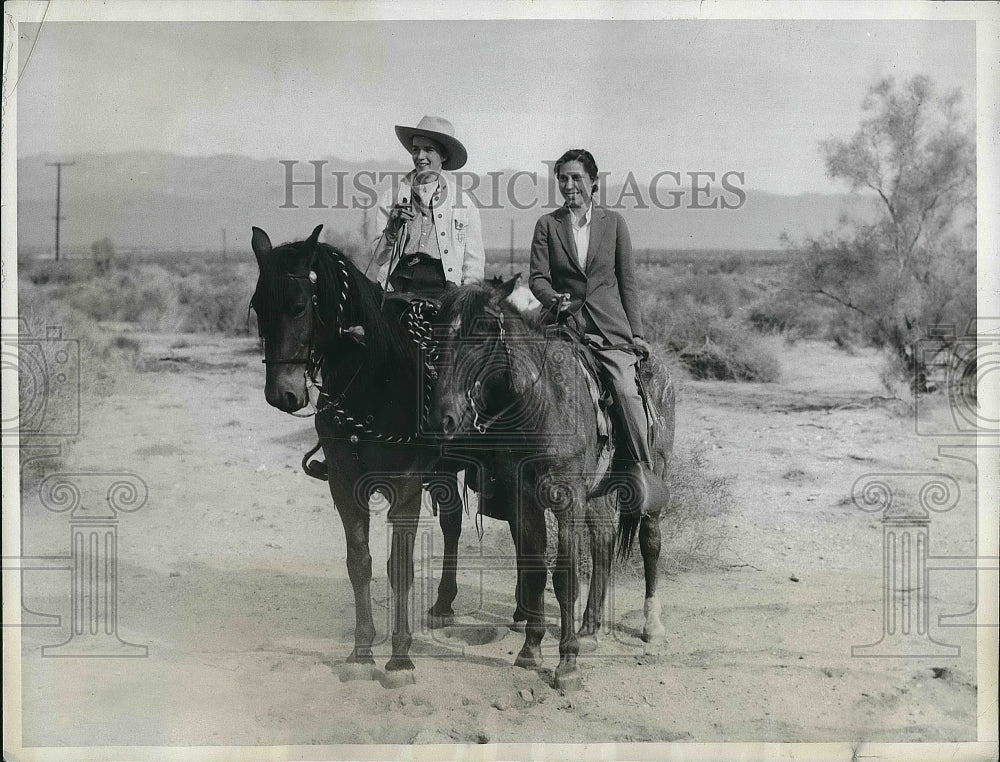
[610,443,735,577]
[747,287,836,340]
[716,253,747,275]
[175,267,254,334]
[60,264,178,329]
[20,254,257,334]
[647,271,742,319]
[747,294,803,334]
[15,289,148,487]
[22,259,97,286]
[643,291,780,382]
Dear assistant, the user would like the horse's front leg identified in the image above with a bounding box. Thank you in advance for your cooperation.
[551,500,585,691]
[578,497,615,652]
[639,510,666,643]
[385,475,423,680]
[328,474,376,672]
[428,474,462,628]
[512,499,547,670]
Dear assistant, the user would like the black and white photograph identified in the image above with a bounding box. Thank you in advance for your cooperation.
[3,2,998,760]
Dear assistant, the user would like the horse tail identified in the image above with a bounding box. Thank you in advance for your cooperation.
[615,498,641,563]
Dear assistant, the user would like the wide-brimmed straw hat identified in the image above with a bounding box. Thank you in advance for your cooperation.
[394,115,468,171]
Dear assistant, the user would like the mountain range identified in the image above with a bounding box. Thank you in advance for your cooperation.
[16,152,876,257]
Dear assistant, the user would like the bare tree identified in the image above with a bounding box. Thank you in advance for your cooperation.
[791,75,976,388]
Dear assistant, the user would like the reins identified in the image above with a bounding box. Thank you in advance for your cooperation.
[461,300,558,434]
[265,245,443,452]
[459,296,645,434]
[259,248,366,420]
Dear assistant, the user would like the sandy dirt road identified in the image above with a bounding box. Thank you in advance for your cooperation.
[13,332,981,748]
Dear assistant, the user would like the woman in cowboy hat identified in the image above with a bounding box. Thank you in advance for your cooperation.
[370,115,484,296]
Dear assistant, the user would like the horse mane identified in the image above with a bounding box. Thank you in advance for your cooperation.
[437,284,536,338]
[252,238,411,372]
[437,284,580,425]
[438,285,493,335]
[311,243,412,370]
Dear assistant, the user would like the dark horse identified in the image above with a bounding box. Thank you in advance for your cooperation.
[430,281,675,690]
[250,224,465,683]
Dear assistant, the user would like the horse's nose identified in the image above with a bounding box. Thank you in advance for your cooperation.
[266,385,305,412]
[441,412,458,438]
[280,390,302,411]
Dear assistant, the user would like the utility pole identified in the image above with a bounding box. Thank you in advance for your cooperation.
[46,161,75,261]
[221,227,227,262]
[509,218,515,276]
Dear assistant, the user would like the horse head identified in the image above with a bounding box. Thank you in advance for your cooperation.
[250,225,327,412]
[433,279,536,439]
[251,224,410,415]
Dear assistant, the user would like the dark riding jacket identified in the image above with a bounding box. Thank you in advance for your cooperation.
[529,205,644,344]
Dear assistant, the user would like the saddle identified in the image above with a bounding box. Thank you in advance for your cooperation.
[545,322,657,471]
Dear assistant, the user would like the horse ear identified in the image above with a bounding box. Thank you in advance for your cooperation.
[251,227,272,268]
[306,224,324,251]
[498,273,520,299]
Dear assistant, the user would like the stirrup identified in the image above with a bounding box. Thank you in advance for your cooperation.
[302,441,329,481]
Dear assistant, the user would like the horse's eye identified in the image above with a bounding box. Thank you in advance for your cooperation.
[289,301,308,318]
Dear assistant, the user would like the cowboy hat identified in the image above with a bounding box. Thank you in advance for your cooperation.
[394,115,468,171]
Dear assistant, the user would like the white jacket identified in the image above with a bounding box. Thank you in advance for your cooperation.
[370,171,485,288]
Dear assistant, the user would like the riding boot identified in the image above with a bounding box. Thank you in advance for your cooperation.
[611,403,651,516]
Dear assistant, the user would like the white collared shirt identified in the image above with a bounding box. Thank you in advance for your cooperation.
[569,204,592,269]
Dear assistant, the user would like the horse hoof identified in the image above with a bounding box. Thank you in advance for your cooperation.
[577,633,599,654]
[385,655,415,672]
[380,662,416,689]
[641,624,666,644]
[514,648,541,670]
[337,662,376,682]
[427,612,455,630]
[642,597,665,643]
[554,669,583,692]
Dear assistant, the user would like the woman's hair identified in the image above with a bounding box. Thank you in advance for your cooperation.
[554,148,599,193]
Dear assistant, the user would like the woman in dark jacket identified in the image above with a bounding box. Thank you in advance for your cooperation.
[529,148,652,475]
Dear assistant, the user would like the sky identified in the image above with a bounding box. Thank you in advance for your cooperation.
[14,18,977,195]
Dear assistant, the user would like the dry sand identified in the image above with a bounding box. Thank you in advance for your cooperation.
[13,333,981,748]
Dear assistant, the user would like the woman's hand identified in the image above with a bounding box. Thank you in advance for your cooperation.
[633,335,651,358]
[386,203,415,237]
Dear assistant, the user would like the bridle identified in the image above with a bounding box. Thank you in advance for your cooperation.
[461,305,513,433]
[258,251,353,417]
[256,248,438,447]
[456,302,561,435]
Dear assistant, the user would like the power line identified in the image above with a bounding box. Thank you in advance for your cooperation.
[509,218,515,276]
[45,161,76,261]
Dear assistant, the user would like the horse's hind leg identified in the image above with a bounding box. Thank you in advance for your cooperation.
[639,510,666,643]
[385,475,422,678]
[329,477,376,668]
[578,497,615,652]
[428,476,462,628]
